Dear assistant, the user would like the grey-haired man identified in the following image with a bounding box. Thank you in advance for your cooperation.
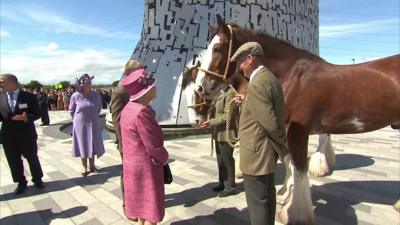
[231,42,289,225]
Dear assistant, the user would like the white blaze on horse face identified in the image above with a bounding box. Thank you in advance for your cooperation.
[195,35,221,93]
[184,81,203,125]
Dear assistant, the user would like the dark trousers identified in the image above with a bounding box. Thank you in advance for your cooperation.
[2,138,43,184]
[40,106,50,125]
[243,173,276,225]
[215,141,235,189]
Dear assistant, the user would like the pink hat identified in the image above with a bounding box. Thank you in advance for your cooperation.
[122,69,156,101]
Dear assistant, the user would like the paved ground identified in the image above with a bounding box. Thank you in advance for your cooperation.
[0,110,399,225]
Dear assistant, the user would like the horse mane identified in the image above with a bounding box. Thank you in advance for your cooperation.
[227,23,321,61]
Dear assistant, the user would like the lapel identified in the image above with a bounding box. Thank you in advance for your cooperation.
[13,90,25,114]
[215,91,224,102]
[0,93,11,117]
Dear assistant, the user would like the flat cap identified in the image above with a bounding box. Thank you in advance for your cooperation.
[230,42,264,62]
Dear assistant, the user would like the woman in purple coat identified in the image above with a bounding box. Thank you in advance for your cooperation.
[69,74,105,176]
[120,69,169,225]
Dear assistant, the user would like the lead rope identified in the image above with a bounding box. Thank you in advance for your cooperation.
[209,111,214,156]
[226,84,240,148]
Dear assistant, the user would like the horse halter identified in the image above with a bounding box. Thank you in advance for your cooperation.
[185,64,208,109]
[198,25,233,82]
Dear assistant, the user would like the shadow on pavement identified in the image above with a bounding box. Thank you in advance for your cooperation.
[166,182,244,208]
[312,180,399,225]
[333,153,375,171]
[0,164,122,201]
[0,206,87,225]
[170,207,249,225]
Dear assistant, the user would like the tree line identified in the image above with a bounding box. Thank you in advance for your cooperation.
[22,80,120,90]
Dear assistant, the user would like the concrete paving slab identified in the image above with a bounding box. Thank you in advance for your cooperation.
[0,110,399,225]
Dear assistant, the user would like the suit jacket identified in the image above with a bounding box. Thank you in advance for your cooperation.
[36,91,49,109]
[239,67,289,176]
[0,90,41,144]
[110,85,130,151]
[208,87,238,143]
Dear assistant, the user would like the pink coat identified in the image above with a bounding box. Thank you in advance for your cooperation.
[120,102,169,223]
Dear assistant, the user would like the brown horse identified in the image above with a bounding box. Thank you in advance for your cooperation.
[183,60,249,126]
[190,15,400,225]
[182,60,211,125]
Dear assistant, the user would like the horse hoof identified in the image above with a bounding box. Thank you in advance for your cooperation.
[279,207,315,225]
[394,200,400,212]
[308,152,331,177]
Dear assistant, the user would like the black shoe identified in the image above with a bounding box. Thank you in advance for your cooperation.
[34,181,45,189]
[212,184,225,192]
[14,183,28,195]
[217,188,236,198]
[40,124,45,126]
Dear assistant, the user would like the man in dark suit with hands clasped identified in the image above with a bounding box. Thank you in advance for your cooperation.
[0,74,44,195]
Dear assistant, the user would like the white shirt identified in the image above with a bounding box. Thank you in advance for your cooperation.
[249,65,264,83]
[7,88,20,111]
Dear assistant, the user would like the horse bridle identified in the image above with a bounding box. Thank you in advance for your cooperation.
[187,25,233,109]
[185,64,208,109]
[198,25,233,82]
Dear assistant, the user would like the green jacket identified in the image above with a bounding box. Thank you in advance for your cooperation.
[208,87,238,143]
[239,67,289,176]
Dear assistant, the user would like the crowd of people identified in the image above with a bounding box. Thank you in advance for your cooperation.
[0,41,288,225]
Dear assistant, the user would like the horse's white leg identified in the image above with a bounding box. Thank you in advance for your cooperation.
[279,168,315,225]
[308,134,336,177]
[394,199,400,212]
[277,155,294,205]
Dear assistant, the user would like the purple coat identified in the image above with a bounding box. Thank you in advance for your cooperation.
[69,91,105,158]
[121,102,169,223]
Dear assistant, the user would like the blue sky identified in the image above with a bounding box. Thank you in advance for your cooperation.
[1,0,399,84]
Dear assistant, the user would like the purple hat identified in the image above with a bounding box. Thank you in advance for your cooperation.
[122,69,156,101]
[75,73,94,91]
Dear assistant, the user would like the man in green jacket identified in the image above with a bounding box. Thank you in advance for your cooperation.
[231,42,289,225]
[199,84,238,197]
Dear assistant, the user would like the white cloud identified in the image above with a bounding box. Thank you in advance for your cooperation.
[1,49,127,84]
[2,5,136,39]
[320,18,399,38]
[46,42,59,51]
[0,29,10,37]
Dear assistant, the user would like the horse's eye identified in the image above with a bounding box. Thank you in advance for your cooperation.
[214,47,222,52]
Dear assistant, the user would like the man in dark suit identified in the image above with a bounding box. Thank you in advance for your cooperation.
[109,60,144,222]
[231,42,289,225]
[36,88,50,126]
[0,74,44,195]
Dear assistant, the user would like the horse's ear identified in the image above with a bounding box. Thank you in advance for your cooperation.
[196,60,201,67]
[208,25,216,35]
[208,25,216,41]
[216,14,224,27]
[215,14,230,39]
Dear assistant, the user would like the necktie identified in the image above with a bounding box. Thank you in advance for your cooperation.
[8,92,15,112]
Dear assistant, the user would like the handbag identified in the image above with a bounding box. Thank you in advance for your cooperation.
[164,163,173,184]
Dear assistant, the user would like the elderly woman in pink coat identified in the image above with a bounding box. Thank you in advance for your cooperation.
[120,69,169,225]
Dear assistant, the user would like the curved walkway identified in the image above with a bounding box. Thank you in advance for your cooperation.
[0,110,399,225]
